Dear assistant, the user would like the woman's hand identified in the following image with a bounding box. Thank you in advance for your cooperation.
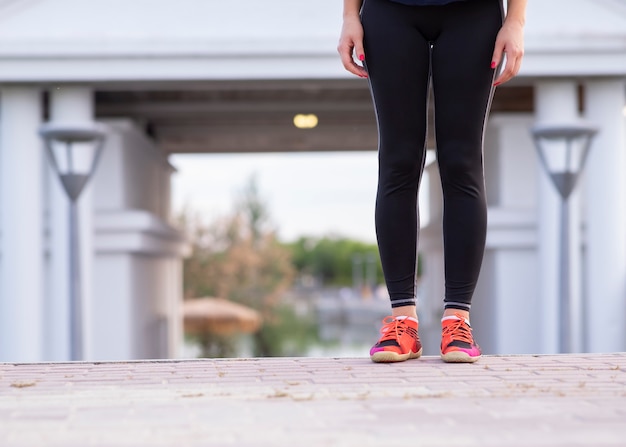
[491,20,524,86]
[337,16,368,78]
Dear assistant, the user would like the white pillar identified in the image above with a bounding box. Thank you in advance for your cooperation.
[534,80,582,353]
[47,86,95,360]
[0,87,44,362]
[419,155,445,355]
[584,78,626,353]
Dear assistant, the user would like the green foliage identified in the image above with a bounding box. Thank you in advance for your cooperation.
[179,175,428,357]
[235,173,270,244]
[285,236,383,286]
[190,332,241,358]
[178,175,315,358]
[179,176,294,304]
[252,303,320,357]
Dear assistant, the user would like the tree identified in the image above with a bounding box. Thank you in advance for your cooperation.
[286,235,384,287]
[178,175,317,357]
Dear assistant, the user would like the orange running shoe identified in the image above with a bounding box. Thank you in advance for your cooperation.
[370,316,422,363]
[440,313,481,363]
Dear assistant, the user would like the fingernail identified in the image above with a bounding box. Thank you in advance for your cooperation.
[491,61,496,69]
[494,81,501,86]
[358,54,365,61]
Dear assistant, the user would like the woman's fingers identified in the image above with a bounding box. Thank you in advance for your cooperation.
[492,23,524,86]
[337,41,353,71]
[491,38,505,72]
[494,48,523,86]
[338,19,368,78]
[337,44,368,78]
[353,39,365,65]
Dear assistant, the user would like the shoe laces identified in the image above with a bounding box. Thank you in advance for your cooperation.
[378,316,415,343]
[442,314,474,345]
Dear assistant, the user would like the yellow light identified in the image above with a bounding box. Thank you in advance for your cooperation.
[293,114,318,129]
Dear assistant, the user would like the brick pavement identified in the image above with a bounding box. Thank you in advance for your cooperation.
[1,353,625,447]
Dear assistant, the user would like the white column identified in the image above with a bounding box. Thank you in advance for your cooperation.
[47,86,95,360]
[419,155,445,355]
[534,80,582,353]
[0,87,44,362]
[584,78,626,353]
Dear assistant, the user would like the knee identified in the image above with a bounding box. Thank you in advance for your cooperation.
[437,144,484,192]
[379,142,424,179]
[438,143,483,180]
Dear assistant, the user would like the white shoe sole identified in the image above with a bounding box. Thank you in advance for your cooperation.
[440,351,481,363]
[371,347,423,363]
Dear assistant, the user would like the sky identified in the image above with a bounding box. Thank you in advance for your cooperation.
[170,151,382,244]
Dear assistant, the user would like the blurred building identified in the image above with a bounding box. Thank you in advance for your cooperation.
[0,0,625,361]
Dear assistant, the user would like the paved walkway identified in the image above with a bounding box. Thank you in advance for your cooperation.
[1,353,625,446]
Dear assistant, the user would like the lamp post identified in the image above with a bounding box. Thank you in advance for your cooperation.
[531,123,597,353]
[39,123,107,361]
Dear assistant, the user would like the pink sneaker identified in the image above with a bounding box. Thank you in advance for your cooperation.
[370,316,422,363]
[440,313,481,363]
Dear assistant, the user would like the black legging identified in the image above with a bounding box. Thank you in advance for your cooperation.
[361,0,503,311]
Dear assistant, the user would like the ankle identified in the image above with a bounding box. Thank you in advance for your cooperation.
[442,309,470,322]
[392,305,418,320]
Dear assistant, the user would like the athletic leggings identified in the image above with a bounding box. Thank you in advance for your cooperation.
[361,0,503,311]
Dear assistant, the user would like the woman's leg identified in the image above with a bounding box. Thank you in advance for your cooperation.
[361,0,432,312]
[431,0,503,314]
[431,0,503,362]
[361,0,433,363]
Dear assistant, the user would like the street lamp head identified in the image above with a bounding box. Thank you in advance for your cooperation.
[39,125,107,144]
[532,123,598,141]
[39,123,107,202]
[531,122,598,199]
